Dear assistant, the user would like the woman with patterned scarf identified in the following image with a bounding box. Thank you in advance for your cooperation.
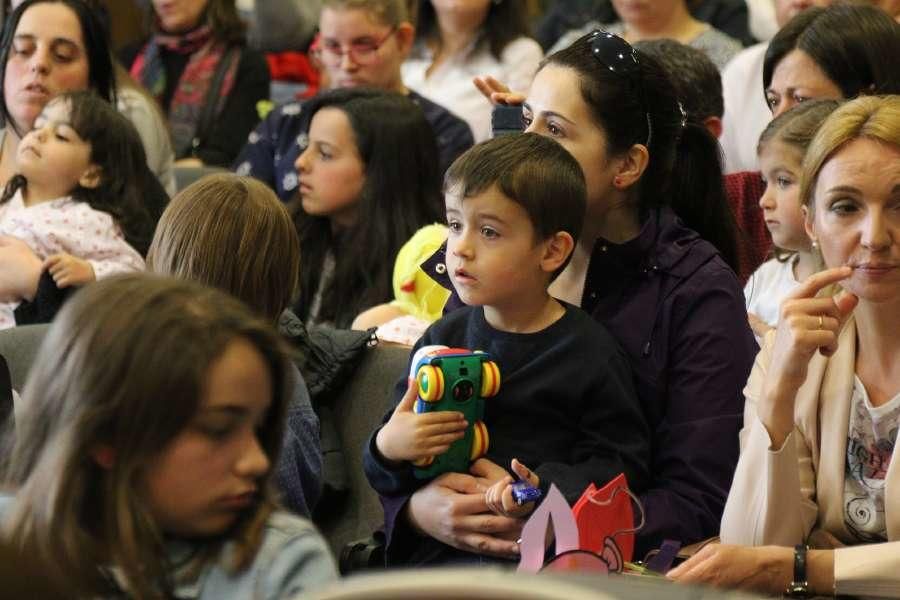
[122,0,270,168]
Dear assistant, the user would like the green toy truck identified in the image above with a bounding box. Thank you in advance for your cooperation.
[410,345,501,479]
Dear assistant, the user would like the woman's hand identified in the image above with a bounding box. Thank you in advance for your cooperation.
[473,76,526,106]
[0,236,42,302]
[760,266,858,448]
[406,470,523,559]
[469,457,511,486]
[667,543,793,594]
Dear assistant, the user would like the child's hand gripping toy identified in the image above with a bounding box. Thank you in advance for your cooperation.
[410,345,501,479]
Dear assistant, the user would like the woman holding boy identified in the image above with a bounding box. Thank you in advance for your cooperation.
[365,133,652,564]
[385,30,756,562]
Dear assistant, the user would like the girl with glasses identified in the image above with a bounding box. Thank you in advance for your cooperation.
[233,0,475,202]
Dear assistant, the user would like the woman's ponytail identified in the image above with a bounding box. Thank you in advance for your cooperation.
[669,122,740,272]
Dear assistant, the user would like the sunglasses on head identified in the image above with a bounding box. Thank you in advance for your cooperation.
[587,30,653,148]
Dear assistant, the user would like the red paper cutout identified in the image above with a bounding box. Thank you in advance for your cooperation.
[572,473,635,563]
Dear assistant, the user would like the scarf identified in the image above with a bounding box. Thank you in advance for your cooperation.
[130,23,240,157]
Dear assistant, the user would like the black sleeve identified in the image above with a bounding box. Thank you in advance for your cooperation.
[534,344,652,505]
[13,271,74,326]
[362,426,422,497]
[194,48,271,167]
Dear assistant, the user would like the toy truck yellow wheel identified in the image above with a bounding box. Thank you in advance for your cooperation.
[470,421,489,460]
[416,365,444,402]
[480,361,501,397]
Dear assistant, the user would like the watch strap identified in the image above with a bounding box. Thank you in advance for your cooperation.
[786,544,810,597]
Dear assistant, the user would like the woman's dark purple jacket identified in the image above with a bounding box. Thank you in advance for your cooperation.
[380,206,758,562]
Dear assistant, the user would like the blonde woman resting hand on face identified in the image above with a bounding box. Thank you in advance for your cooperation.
[670,95,900,598]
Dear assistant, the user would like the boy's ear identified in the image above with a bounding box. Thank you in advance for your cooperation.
[91,444,116,470]
[540,231,575,274]
[613,144,650,191]
[79,165,102,190]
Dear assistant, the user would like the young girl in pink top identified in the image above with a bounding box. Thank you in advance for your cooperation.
[0,90,151,328]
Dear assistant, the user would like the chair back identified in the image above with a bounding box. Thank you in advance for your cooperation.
[0,324,49,392]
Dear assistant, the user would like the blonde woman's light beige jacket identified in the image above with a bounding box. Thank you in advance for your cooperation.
[721,318,900,598]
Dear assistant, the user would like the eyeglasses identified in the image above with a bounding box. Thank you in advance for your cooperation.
[587,30,653,148]
[317,27,397,66]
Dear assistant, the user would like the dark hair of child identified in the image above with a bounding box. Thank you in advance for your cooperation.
[757,99,842,155]
[633,38,723,122]
[0,90,154,254]
[443,131,586,278]
[291,87,442,328]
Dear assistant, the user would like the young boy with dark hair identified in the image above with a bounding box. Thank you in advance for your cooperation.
[363,133,651,562]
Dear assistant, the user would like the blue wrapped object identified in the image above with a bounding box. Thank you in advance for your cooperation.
[511,481,542,506]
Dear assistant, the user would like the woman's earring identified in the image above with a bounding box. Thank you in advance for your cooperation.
[811,240,819,250]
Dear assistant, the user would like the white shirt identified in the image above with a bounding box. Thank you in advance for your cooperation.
[744,255,799,328]
[0,189,145,329]
[720,43,770,174]
[746,0,778,42]
[843,376,900,543]
[402,36,543,142]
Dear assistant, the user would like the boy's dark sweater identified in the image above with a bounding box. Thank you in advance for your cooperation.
[363,303,651,564]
